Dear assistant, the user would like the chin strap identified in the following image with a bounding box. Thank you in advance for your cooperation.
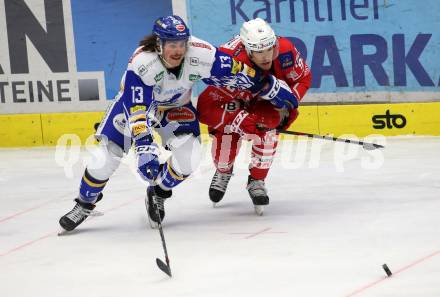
[159,55,174,68]
[156,38,173,68]
[156,37,164,55]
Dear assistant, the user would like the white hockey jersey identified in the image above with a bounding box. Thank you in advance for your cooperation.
[127,36,216,109]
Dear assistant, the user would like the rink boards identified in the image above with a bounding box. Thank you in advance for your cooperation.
[1,101,440,147]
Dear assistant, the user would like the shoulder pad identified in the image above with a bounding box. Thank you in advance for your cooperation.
[277,37,298,57]
[187,36,215,52]
[221,35,242,51]
[220,35,245,57]
[185,36,216,76]
[130,51,163,86]
[276,38,298,70]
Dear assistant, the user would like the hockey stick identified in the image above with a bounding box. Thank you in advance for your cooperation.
[155,217,172,277]
[277,130,384,150]
[145,183,172,277]
[148,188,172,277]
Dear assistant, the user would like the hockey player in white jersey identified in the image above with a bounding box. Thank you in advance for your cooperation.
[58,15,280,231]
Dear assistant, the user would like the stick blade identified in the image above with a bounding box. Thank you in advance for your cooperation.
[156,258,172,277]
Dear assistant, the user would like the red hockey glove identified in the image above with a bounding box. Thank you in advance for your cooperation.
[229,110,262,136]
[247,100,282,130]
[230,100,281,135]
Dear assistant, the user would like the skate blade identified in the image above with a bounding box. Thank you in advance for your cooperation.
[147,215,159,229]
[254,205,264,216]
[57,228,70,236]
[148,219,159,229]
[90,210,104,217]
[212,202,217,208]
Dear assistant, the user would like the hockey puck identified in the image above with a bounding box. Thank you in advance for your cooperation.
[382,264,392,277]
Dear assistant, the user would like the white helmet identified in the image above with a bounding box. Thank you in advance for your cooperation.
[240,18,277,54]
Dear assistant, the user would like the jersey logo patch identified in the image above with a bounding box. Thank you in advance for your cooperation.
[246,66,256,78]
[138,65,147,76]
[154,71,164,82]
[130,105,146,113]
[190,57,199,66]
[231,59,242,74]
[132,122,147,136]
[176,24,186,32]
[233,47,243,57]
[153,85,162,94]
[165,106,196,122]
[112,113,127,134]
[189,42,212,50]
[279,52,294,69]
[225,100,240,112]
[189,74,202,81]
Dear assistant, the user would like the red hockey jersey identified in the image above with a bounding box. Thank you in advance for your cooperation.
[219,35,311,101]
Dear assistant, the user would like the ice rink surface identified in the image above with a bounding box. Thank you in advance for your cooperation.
[1,136,439,297]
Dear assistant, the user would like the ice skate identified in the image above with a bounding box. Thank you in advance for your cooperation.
[145,185,172,229]
[58,194,103,234]
[246,176,269,216]
[209,169,233,207]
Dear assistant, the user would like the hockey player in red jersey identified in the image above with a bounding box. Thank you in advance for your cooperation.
[197,18,312,215]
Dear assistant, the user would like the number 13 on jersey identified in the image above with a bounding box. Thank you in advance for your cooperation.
[131,86,144,103]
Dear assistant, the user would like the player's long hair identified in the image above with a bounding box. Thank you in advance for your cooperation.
[139,35,159,52]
